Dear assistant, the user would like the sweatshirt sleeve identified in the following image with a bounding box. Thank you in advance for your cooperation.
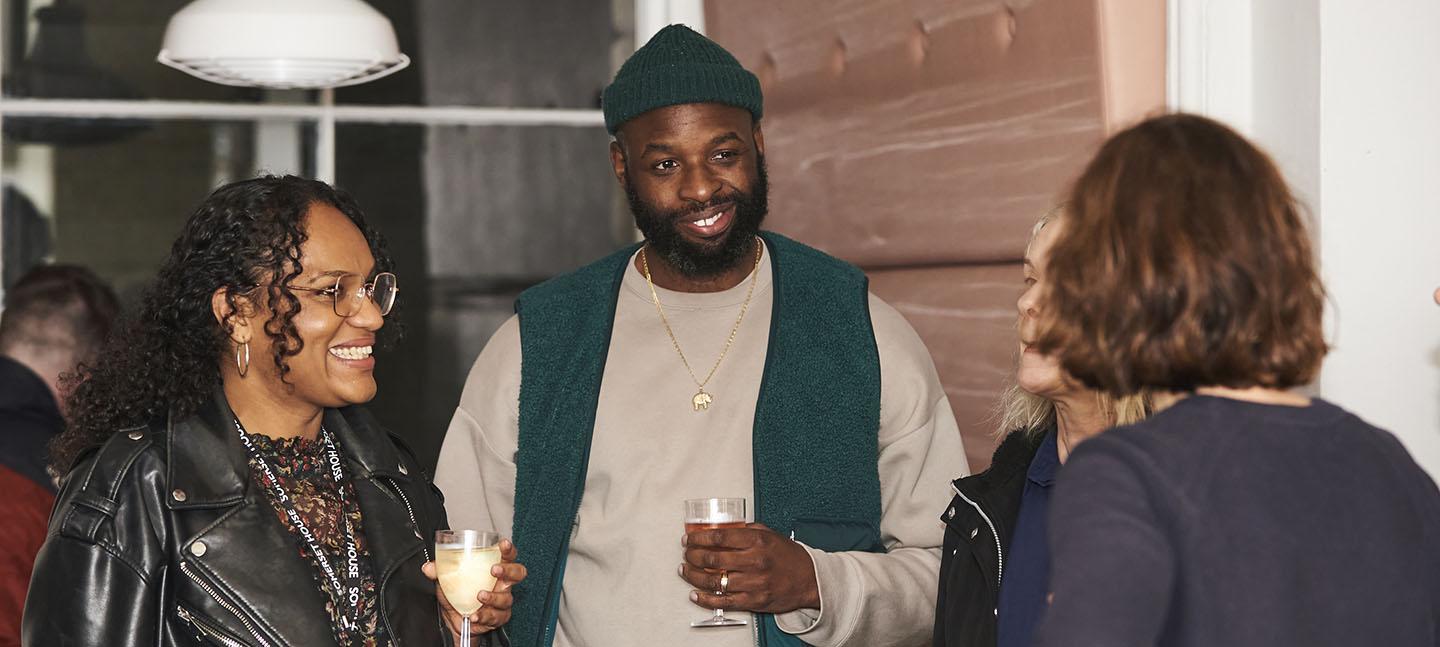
[774,294,968,646]
[1032,438,1175,647]
[435,315,523,539]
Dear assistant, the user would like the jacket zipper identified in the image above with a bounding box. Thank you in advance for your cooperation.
[390,479,431,561]
[180,560,272,646]
[176,604,248,647]
[952,484,1004,589]
[373,475,431,644]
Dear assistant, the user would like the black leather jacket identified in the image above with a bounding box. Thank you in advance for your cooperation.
[933,427,1047,647]
[22,392,454,646]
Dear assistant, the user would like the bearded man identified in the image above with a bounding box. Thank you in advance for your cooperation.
[436,24,966,647]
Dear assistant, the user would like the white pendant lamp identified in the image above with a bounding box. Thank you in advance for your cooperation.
[157,0,410,90]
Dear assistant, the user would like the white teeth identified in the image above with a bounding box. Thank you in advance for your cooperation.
[329,345,373,361]
[692,212,722,227]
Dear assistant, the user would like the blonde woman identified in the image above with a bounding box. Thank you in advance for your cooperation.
[933,211,1149,647]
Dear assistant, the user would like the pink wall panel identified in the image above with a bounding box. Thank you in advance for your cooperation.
[709,0,1113,267]
[869,264,1021,472]
[707,0,1165,471]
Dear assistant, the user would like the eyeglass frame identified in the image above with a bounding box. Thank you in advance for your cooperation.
[287,271,399,317]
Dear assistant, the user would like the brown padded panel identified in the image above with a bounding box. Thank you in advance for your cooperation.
[870,264,1021,473]
[709,0,1118,267]
[707,0,1165,471]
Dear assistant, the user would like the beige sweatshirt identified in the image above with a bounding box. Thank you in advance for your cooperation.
[436,242,967,646]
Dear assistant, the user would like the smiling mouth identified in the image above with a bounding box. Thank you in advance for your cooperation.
[692,209,725,226]
[679,202,735,238]
[329,345,373,361]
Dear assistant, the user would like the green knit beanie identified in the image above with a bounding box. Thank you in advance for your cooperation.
[602,24,763,135]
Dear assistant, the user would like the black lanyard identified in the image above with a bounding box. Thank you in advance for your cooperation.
[235,418,363,632]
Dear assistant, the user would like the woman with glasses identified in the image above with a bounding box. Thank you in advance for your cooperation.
[23,175,524,646]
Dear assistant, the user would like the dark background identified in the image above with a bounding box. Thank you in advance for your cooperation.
[1,0,634,469]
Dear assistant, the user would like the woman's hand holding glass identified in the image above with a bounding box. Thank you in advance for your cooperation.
[421,534,527,643]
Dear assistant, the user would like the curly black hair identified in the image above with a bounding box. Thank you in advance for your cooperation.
[50,175,394,473]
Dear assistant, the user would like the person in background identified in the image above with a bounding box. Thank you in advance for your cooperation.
[0,264,118,644]
[1032,113,1440,647]
[933,212,1149,647]
[22,176,523,646]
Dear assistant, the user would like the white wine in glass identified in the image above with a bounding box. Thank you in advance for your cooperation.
[684,497,748,628]
[436,529,502,647]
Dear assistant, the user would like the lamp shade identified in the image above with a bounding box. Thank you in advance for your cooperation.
[157,0,409,89]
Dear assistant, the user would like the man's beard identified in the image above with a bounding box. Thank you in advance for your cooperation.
[626,154,769,279]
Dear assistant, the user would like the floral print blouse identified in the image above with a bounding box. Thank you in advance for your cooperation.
[245,432,391,646]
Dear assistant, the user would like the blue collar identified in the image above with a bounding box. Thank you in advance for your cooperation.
[1026,427,1060,487]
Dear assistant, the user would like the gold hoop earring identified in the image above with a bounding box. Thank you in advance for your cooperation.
[236,341,250,377]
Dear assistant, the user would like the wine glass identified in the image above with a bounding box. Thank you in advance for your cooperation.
[435,529,502,647]
[684,498,748,628]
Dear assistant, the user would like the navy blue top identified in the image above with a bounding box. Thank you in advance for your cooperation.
[1035,396,1440,647]
[0,355,63,491]
[996,428,1059,647]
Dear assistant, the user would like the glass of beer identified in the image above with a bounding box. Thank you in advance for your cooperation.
[435,529,503,647]
[684,497,748,628]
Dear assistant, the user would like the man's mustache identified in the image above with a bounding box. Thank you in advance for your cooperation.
[655,193,745,222]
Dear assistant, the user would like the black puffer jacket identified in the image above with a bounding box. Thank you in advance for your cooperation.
[22,391,461,646]
[933,427,1048,647]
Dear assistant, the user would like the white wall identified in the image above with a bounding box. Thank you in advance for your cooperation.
[1170,0,1440,479]
[1316,0,1440,479]
[634,0,705,44]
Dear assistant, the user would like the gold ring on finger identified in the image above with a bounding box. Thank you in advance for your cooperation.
[719,570,730,595]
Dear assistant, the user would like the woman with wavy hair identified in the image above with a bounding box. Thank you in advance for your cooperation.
[1031,114,1440,646]
[23,176,524,646]
[934,210,1149,647]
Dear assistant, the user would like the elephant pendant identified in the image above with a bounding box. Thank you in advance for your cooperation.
[692,390,713,411]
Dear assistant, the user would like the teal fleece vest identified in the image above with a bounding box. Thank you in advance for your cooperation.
[510,232,883,647]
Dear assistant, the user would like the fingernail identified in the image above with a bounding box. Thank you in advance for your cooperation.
[681,534,688,547]
[677,564,684,577]
[689,591,699,602]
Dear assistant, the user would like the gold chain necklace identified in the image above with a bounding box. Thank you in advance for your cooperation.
[640,237,763,412]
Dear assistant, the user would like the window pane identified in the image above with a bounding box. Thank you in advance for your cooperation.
[2,116,310,294]
[334,123,628,466]
[336,0,622,109]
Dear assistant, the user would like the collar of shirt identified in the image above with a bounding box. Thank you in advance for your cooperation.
[1026,427,1060,488]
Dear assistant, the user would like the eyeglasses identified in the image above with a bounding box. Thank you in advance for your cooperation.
[290,272,398,317]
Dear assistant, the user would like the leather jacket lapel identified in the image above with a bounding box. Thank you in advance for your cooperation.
[327,406,408,479]
[179,494,337,646]
[352,474,432,643]
[327,406,441,646]
[166,390,248,508]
